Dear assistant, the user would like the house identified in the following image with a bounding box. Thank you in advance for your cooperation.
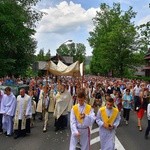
[134,65,145,76]
[144,48,150,77]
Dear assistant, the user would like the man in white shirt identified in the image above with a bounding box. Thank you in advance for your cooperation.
[133,83,141,111]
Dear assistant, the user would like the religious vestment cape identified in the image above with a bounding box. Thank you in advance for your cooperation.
[14,94,32,130]
[36,90,44,113]
[53,90,71,119]
[48,89,55,113]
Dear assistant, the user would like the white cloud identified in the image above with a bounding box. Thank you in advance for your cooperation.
[35,1,98,56]
[36,1,98,34]
[34,0,150,56]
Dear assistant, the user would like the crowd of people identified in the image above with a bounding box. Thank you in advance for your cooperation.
[0,75,150,150]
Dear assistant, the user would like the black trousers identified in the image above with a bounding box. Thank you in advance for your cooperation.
[55,115,68,129]
[0,114,3,132]
[134,96,140,111]
[14,118,31,137]
[123,108,130,121]
[145,120,150,136]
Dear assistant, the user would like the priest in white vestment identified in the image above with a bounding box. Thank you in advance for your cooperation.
[13,88,32,139]
[53,83,72,131]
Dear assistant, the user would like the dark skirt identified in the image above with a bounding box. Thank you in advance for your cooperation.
[54,115,68,129]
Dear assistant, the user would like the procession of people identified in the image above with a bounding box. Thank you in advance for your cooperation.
[0,75,150,150]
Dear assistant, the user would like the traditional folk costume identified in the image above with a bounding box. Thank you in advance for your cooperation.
[0,92,16,136]
[68,85,76,105]
[30,98,36,127]
[36,89,44,121]
[96,106,120,150]
[69,103,95,150]
[68,84,76,97]
[36,88,50,132]
[48,88,55,113]
[53,90,72,131]
[41,91,50,132]
[31,97,36,120]
[36,89,44,113]
[14,94,32,138]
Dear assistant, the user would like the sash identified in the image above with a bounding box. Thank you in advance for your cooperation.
[99,106,118,127]
[73,104,91,124]
[14,95,28,130]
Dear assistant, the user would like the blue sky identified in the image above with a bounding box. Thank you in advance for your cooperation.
[35,0,150,56]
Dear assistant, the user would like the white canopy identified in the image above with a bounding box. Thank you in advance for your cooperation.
[47,60,83,77]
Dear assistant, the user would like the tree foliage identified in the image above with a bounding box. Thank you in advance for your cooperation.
[56,42,86,63]
[0,0,43,77]
[136,21,150,53]
[88,3,138,77]
[36,48,51,61]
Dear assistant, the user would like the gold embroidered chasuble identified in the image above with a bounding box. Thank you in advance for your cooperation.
[14,95,29,130]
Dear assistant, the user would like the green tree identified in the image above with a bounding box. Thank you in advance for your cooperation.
[45,49,51,61]
[132,52,145,66]
[0,0,43,77]
[136,21,150,53]
[56,42,86,63]
[36,48,45,61]
[74,43,86,62]
[88,3,137,77]
[36,48,51,61]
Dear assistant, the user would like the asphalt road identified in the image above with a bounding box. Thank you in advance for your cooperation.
[0,111,149,150]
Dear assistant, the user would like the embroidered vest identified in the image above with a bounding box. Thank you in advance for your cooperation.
[73,104,91,124]
[99,106,118,127]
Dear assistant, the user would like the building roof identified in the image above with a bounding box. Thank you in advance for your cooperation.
[51,55,73,65]
[134,65,145,76]
[33,55,74,71]
[63,56,73,64]
[37,61,47,70]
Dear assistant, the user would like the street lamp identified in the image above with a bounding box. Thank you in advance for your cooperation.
[62,40,75,52]
[63,40,73,45]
